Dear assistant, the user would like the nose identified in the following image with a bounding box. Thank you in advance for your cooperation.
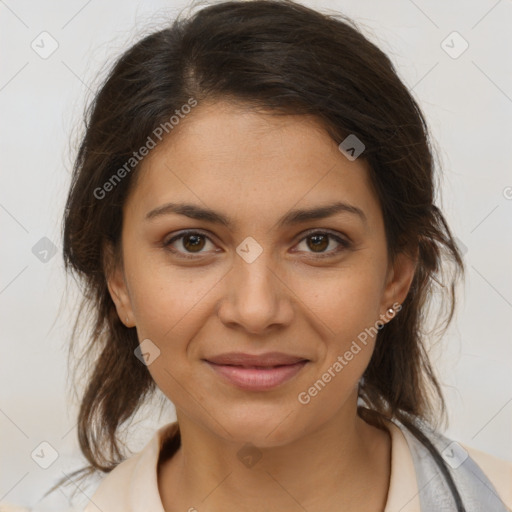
[216,246,294,335]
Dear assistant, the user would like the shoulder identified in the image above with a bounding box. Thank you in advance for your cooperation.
[0,504,31,512]
[84,423,178,512]
[460,443,512,512]
[385,418,512,511]
[83,448,144,511]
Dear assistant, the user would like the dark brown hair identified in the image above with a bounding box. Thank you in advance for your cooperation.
[59,0,464,506]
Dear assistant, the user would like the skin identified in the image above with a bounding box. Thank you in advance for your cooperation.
[106,100,417,512]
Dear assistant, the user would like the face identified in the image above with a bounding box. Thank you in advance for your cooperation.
[107,100,415,447]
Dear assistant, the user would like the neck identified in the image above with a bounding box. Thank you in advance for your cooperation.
[158,395,391,512]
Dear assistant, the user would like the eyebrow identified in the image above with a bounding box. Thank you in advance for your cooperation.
[145,200,367,228]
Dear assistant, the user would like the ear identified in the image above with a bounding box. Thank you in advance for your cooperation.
[379,249,417,319]
[103,241,136,328]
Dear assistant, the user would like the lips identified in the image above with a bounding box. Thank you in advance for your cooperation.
[204,351,308,367]
[204,352,309,391]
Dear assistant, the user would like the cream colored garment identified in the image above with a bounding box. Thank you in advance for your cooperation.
[8,420,497,512]
[1,420,509,511]
[76,420,512,512]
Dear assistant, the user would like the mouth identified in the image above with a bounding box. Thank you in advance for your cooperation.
[203,357,309,391]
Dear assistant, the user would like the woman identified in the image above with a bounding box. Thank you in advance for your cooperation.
[56,0,511,511]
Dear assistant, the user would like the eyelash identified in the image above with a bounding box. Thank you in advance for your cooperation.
[162,230,351,260]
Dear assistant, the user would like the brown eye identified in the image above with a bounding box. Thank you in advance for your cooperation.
[307,233,329,252]
[163,231,216,259]
[163,229,351,260]
[294,231,351,258]
[181,233,206,252]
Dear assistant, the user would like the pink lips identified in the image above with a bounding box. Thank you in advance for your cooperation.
[204,352,309,391]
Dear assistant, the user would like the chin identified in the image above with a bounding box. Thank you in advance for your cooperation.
[212,405,305,448]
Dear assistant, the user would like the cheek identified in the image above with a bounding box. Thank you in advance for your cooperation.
[125,247,222,340]
[124,236,387,415]
[297,261,386,340]
[292,258,386,389]
[127,269,212,404]
[128,247,387,358]
[291,269,384,424]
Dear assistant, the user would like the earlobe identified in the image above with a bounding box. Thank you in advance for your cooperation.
[103,241,135,328]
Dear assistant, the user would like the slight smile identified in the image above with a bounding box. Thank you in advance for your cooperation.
[203,352,310,392]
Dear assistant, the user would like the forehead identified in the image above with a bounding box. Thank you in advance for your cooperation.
[124,100,381,228]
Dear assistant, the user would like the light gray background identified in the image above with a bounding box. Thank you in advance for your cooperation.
[1,0,511,510]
